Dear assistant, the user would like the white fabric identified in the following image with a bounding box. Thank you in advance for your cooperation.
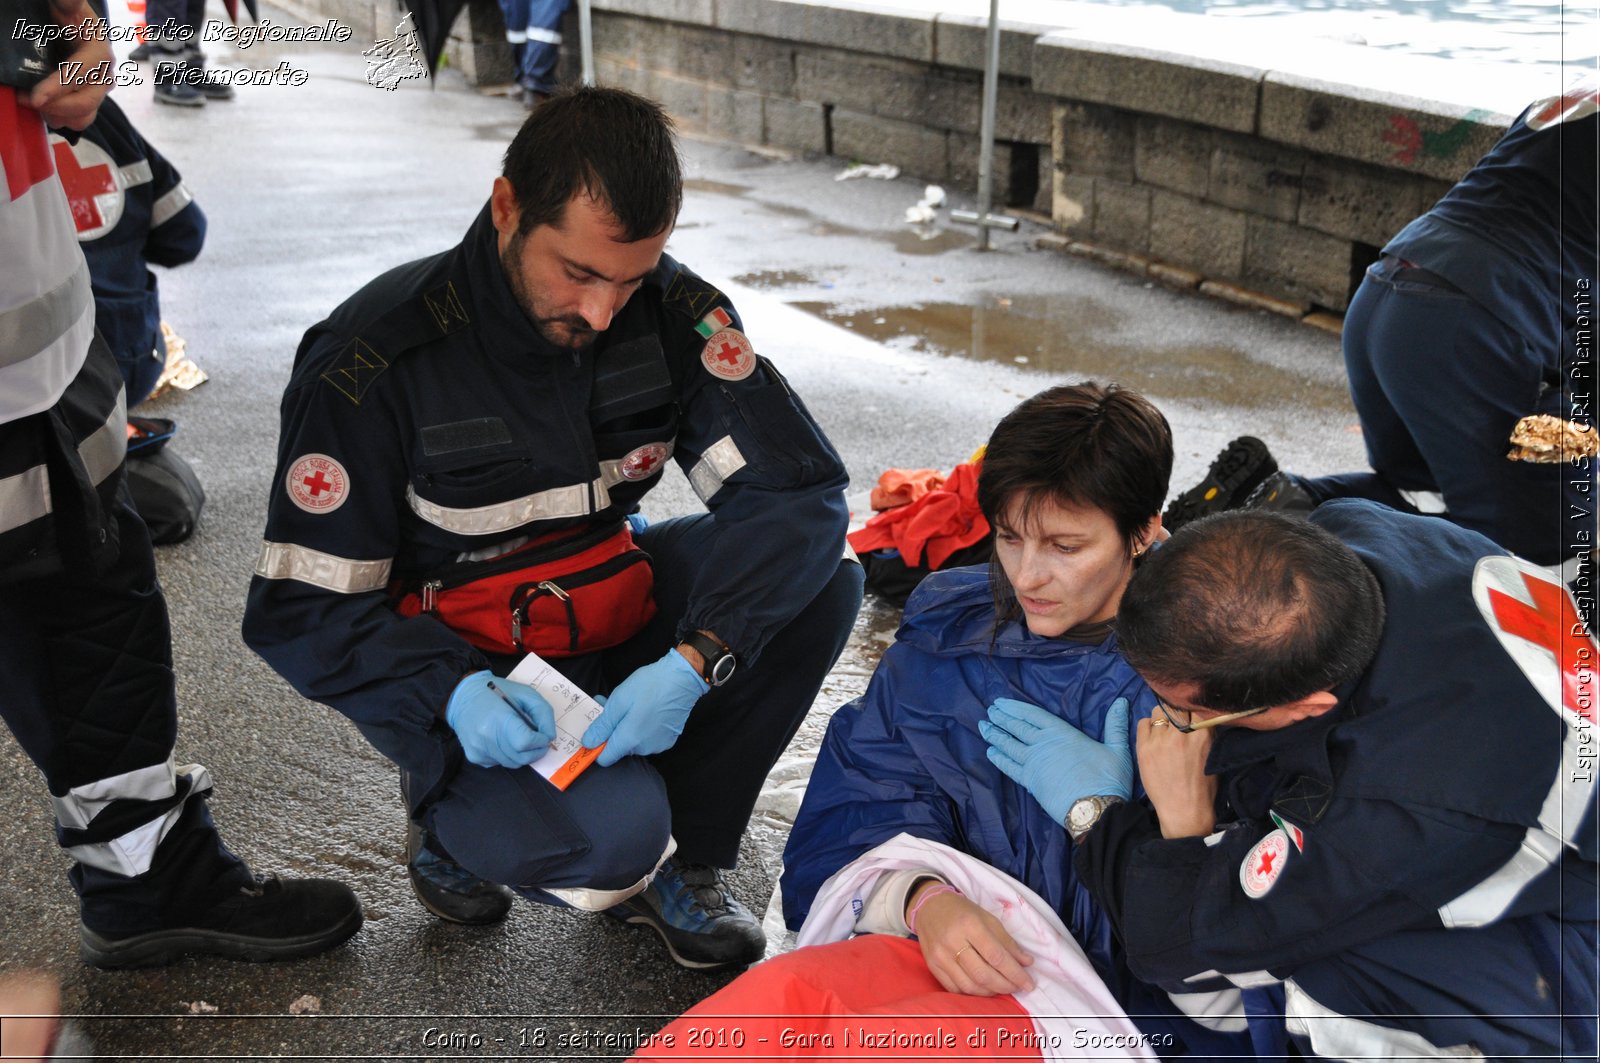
[798,834,1157,1063]
[1284,978,1481,1060]
[0,120,93,422]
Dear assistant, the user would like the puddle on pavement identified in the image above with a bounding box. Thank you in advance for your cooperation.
[890,228,975,255]
[792,297,1352,412]
[732,269,818,290]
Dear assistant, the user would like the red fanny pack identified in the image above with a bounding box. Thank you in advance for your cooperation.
[394,521,655,657]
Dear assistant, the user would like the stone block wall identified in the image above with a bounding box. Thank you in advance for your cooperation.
[279,0,1525,316]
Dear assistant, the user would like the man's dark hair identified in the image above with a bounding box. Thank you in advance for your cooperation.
[1118,510,1386,712]
[501,86,682,241]
[977,382,1173,625]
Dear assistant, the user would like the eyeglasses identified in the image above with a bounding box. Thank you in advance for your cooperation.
[1155,698,1271,733]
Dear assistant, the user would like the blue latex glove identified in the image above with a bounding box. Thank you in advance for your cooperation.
[583,649,708,766]
[445,671,558,769]
[980,696,1133,825]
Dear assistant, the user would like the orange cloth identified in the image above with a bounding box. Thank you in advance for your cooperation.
[869,467,945,511]
[633,936,1040,1062]
[848,461,989,569]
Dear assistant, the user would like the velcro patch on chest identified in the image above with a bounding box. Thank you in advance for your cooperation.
[421,418,514,456]
[700,328,756,381]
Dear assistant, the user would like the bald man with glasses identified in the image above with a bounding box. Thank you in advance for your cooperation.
[983,502,1598,1061]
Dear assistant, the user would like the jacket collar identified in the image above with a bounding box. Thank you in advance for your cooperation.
[458,203,572,366]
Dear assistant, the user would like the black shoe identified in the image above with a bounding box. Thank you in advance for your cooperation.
[606,858,765,971]
[153,78,204,107]
[406,821,514,926]
[1163,436,1278,534]
[190,67,235,101]
[1243,470,1315,516]
[79,873,363,969]
[129,41,152,62]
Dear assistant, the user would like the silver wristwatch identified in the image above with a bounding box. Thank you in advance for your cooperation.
[1067,794,1124,843]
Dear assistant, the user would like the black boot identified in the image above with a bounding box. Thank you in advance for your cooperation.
[79,873,363,969]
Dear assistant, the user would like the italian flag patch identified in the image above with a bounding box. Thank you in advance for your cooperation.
[1269,810,1305,852]
[694,307,733,338]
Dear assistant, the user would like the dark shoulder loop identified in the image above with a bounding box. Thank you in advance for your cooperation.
[318,277,472,406]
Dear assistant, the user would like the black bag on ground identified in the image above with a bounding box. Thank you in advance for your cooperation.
[859,539,993,608]
[127,444,205,545]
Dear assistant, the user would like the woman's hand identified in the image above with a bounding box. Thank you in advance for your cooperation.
[1136,716,1218,838]
[28,0,114,130]
[908,886,1034,997]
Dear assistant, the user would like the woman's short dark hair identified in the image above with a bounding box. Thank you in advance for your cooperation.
[501,86,682,241]
[977,382,1173,624]
[1117,510,1386,711]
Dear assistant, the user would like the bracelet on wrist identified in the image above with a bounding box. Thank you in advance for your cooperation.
[905,882,961,935]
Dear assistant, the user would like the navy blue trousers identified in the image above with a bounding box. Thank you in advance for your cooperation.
[1303,257,1588,566]
[419,514,863,898]
[0,479,249,936]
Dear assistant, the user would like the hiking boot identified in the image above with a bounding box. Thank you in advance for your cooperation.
[128,41,153,62]
[606,858,764,971]
[79,873,363,969]
[1243,470,1315,517]
[406,820,514,926]
[1163,436,1278,534]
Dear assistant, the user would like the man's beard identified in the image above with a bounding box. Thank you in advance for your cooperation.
[502,234,598,350]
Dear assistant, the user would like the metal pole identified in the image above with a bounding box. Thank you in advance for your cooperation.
[578,0,594,85]
[974,0,1001,250]
[950,0,1019,246]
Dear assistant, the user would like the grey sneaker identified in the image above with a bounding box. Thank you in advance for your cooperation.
[606,858,764,971]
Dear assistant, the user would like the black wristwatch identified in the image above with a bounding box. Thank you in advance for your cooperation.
[681,631,737,687]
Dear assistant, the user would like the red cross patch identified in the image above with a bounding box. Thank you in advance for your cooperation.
[700,328,756,381]
[1240,829,1290,899]
[286,454,350,515]
[49,135,121,238]
[620,442,671,481]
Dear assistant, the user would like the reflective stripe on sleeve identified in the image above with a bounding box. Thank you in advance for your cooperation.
[0,386,125,535]
[79,386,127,487]
[150,183,193,228]
[0,463,51,533]
[118,159,153,188]
[406,479,599,536]
[1284,979,1480,1059]
[255,541,393,593]
[687,436,747,503]
[523,25,561,43]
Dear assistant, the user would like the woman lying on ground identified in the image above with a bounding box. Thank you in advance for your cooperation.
[634,383,1256,1060]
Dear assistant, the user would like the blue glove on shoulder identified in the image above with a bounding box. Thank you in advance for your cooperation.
[446,670,558,769]
[582,648,708,767]
[980,696,1133,826]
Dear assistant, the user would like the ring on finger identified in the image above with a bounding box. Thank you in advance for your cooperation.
[954,944,972,961]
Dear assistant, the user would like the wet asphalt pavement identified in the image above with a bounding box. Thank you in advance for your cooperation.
[0,15,1369,1060]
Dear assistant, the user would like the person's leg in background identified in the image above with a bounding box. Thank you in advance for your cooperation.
[507,0,569,107]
